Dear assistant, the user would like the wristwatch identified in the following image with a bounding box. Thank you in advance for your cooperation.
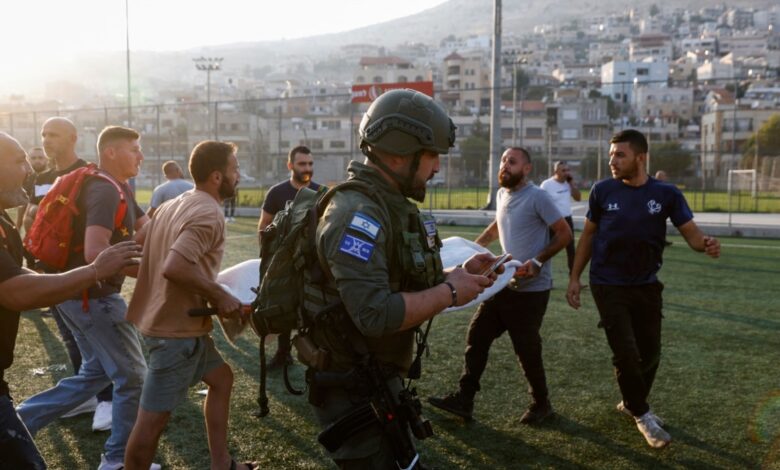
[531,257,543,268]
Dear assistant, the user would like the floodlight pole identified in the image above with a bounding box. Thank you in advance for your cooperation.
[194,57,223,139]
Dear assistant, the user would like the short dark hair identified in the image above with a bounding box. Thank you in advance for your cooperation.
[162,160,180,177]
[97,126,140,154]
[288,145,311,164]
[508,146,532,165]
[610,129,648,155]
[189,140,237,183]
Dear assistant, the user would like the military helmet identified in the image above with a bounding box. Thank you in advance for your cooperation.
[359,89,456,156]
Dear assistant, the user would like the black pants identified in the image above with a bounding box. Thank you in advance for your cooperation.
[591,283,664,417]
[0,394,46,469]
[459,288,551,404]
[549,216,575,273]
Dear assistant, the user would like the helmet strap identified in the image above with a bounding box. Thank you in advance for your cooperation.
[362,145,418,197]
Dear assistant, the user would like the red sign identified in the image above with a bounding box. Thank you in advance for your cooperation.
[351,81,434,103]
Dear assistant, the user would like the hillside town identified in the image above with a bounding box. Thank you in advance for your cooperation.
[1,3,779,189]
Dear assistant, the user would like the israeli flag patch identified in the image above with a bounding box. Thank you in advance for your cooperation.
[348,212,381,240]
[339,234,375,262]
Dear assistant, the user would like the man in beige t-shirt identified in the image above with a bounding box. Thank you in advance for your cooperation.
[125,141,256,470]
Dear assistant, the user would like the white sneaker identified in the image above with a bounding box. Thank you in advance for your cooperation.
[97,453,161,470]
[635,411,671,448]
[92,401,112,432]
[617,401,665,427]
[61,396,98,418]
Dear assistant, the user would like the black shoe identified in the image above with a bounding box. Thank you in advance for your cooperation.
[267,351,293,370]
[520,401,554,425]
[428,391,474,420]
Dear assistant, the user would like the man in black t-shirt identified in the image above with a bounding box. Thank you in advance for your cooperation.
[0,131,142,470]
[16,147,48,231]
[256,145,322,368]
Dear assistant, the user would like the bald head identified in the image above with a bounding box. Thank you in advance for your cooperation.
[42,117,78,167]
[0,132,31,209]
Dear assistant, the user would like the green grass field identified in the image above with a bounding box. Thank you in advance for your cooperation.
[8,219,780,469]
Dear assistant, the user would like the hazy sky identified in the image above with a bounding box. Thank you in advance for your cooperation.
[3,0,448,53]
[0,0,448,92]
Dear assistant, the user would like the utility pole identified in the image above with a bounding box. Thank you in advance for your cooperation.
[125,0,132,128]
[485,0,502,210]
[194,57,223,139]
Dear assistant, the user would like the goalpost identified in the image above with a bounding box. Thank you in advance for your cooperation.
[727,169,757,227]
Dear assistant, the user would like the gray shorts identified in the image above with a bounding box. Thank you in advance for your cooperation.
[140,334,225,412]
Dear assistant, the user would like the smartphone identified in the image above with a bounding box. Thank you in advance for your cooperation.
[480,253,511,276]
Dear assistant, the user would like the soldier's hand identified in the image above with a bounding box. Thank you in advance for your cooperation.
[92,241,142,280]
[446,267,492,307]
[463,252,509,282]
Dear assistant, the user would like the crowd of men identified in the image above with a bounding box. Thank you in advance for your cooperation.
[0,89,720,469]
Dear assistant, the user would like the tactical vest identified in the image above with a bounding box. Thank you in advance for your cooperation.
[302,190,444,374]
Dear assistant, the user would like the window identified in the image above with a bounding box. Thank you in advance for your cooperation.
[309,139,324,150]
[280,140,290,149]
[562,109,578,120]
[526,127,543,137]
[398,76,408,83]
[562,128,579,139]
[322,120,341,130]
[373,76,383,83]
[330,140,346,149]
[636,68,649,76]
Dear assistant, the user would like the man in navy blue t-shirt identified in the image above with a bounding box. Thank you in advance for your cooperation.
[567,129,720,449]
[256,145,322,368]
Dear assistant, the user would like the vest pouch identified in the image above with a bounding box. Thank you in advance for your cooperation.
[292,334,330,370]
[251,304,298,337]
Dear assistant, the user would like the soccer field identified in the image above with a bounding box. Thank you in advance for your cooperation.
[8,219,780,469]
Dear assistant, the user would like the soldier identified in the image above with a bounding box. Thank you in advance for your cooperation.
[301,89,499,469]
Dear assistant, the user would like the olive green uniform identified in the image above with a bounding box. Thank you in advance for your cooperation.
[305,160,443,467]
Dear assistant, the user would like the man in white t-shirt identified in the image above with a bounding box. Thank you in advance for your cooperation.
[540,161,581,273]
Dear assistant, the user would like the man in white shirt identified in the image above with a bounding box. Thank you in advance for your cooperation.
[540,161,581,273]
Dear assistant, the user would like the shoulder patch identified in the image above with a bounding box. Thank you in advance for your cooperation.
[338,233,375,262]
[348,211,381,240]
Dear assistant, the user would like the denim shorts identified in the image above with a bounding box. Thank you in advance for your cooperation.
[140,335,225,412]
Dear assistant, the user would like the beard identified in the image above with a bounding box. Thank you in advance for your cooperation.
[0,187,29,209]
[499,169,524,189]
[292,169,312,185]
[218,175,237,200]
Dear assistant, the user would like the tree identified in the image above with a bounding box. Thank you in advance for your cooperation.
[649,141,694,177]
[741,113,780,168]
[649,4,660,17]
[460,119,490,182]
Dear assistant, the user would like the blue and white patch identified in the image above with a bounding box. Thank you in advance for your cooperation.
[348,212,381,240]
[338,234,375,262]
[423,219,437,237]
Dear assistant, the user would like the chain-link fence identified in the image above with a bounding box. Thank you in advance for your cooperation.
[2,93,778,213]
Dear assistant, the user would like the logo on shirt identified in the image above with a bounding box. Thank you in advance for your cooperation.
[338,234,375,262]
[607,202,620,212]
[647,199,662,215]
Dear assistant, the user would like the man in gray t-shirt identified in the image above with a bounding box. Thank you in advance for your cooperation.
[147,160,194,218]
[429,147,571,424]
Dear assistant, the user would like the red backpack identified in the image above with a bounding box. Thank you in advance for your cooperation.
[24,163,127,271]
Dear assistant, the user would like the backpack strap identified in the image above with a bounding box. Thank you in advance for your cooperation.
[89,171,129,232]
